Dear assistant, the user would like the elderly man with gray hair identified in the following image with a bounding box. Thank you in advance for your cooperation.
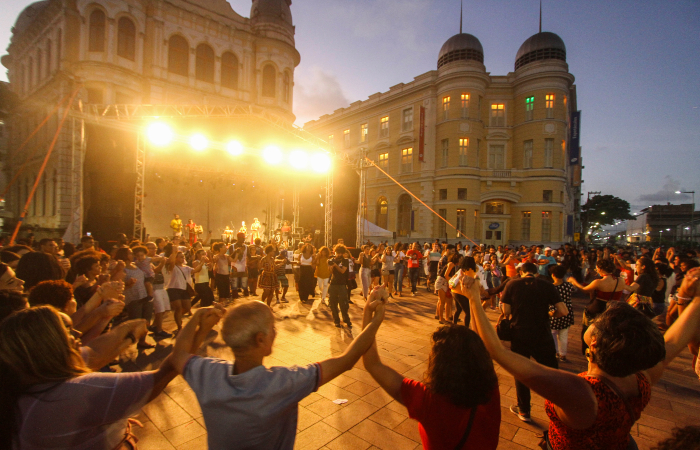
[172,287,389,450]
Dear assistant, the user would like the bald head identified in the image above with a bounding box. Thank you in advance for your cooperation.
[221,301,274,353]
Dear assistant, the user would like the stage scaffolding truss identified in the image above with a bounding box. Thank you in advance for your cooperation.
[67,103,358,243]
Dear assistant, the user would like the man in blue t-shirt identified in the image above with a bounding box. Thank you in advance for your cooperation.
[536,247,557,280]
[172,290,388,450]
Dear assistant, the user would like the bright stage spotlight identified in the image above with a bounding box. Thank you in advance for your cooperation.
[147,122,174,146]
[190,133,208,151]
[289,150,309,169]
[226,141,244,156]
[263,146,283,164]
[310,152,332,173]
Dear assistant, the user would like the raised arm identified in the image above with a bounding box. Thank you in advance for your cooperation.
[172,306,226,374]
[646,268,700,385]
[361,288,404,402]
[462,276,597,428]
[318,300,385,386]
[569,277,599,292]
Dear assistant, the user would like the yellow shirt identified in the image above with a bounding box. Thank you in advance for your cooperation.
[170,219,182,232]
[315,256,330,279]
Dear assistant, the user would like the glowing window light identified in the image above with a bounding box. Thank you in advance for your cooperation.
[289,150,309,169]
[226,141,243,156]
[147,122,174,146]
[310,152,331,173]
[190,133,208,151]
[263,146,283,164]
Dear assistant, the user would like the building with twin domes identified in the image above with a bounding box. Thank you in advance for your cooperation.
[305,28,581,246]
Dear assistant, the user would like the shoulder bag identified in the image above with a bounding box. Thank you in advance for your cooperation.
[177,266,195,297]
[496,316,513,341]
[453,406,478,450]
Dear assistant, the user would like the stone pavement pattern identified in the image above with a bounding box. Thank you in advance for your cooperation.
[119,286,700,450]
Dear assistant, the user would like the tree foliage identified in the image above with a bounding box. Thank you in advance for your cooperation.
[581,194,634,231]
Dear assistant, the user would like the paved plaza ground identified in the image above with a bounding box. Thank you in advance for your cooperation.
[119,284,700,450]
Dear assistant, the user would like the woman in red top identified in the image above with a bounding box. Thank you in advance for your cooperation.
[361,285,501,450]
[461,267,700,450]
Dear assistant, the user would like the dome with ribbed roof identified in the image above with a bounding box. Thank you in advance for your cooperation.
[515,32,566,70]
[12,1,49,35]
[437,33,484,68]
[251,0,293,27]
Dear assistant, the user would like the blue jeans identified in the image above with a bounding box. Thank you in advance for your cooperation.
[394,263,405,293]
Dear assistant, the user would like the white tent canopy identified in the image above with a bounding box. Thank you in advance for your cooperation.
[363,219,392,238]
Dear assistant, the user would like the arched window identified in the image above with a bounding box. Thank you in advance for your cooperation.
[56,29,62,69]
[168,35,189,76]
[52,169,58,216]
[37,49,42,82]
[376,196,388,229]
[283,71,291,103]
[46,40,52,75]
[117,17,136,61]
[195,44,214,83]
[262,65,276,98]
[397,194,412,237]
[88,10,106,52]
[221,52,238,89]
[28,57,34,87]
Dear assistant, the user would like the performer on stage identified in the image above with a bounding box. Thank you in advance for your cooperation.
[185,219,198,246]
[222,226,234,245]
[239,221,247,237]
[170,214,183,238]
[250,218,261,244]
[280,220,292,246]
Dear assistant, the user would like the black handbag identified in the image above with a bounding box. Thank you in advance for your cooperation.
[496,317,513,341]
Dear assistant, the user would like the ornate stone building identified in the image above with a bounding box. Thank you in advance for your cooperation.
[305,31,580,246]
[2,0,299,241]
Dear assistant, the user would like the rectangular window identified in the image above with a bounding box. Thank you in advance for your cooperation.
[490,103,505,127]
[439,189,447,200]
[401,147,413,173]
[476,139,481,168]
[478,96,482,120]
[380,116,389,138]
[438,209,447,237]
[461,93,470,118]
[523,140,533,169]
[560,191,564,203]
[542,211,552,242]
[459,138,468,166]
[488,145,505,169]
[343,129,350,147]
[525,96,534,121]
[546,94,555,118]
[361,123,368,143]
[456,209,467,237]
[328,134,334,147]
[440,139,449,168]
[544,138,554,168]
[458,188,467,200]
[402,108,413,131]
[521,211,531,241]
[378,152,388,171]
[543,190,553,203]
[442,96,450,120]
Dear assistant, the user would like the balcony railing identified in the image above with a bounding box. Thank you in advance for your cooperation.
[492,170,511,178]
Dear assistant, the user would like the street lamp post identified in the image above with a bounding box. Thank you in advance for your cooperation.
[675,190,696,245]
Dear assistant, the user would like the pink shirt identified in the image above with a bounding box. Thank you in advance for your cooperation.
[15,372,154,450]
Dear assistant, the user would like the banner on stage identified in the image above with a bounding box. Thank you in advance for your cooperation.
[569,110,581,164]
[419,106,425,162]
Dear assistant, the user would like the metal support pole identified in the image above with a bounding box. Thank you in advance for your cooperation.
[325,171,333,248]
[292,183,300,235]
[355,152,367,248]
[133,133,146,240]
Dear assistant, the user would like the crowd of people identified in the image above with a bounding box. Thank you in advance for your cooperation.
[0,230,699,450]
